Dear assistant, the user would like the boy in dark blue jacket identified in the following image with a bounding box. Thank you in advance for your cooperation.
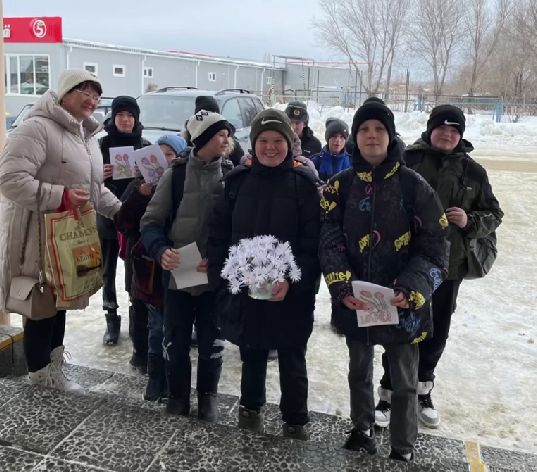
[311,118,352,183]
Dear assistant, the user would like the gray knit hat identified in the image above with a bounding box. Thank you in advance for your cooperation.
[57,69,103,100]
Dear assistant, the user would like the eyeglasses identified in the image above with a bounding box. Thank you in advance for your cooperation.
[75,89,102,104]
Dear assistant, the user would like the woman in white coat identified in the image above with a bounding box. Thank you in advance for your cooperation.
[0,69,121,390]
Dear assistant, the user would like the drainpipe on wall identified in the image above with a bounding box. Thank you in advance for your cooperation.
[195,61,200,88]
[260,68,265,95]
[66,46,72,70]
[234,65,240,88]
[141,55,147,95]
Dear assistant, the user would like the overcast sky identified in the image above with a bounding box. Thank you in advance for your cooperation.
[4,0,337,62]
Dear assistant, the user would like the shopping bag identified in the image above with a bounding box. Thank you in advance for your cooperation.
[44,203,103,308]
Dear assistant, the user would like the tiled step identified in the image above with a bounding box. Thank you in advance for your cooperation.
[1,365,535,472]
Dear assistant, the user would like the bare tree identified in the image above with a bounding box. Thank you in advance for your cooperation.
[465,0,512,97]
[410,0,465,100]
[313,0,411,96]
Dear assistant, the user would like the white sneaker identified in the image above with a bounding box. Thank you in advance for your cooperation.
[29,364,54,387]
[418,381,439,428]
[374,387,392,428]
[49,346,83,393]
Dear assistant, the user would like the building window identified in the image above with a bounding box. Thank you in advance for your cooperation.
[84,62,98,76]
[113,65,126,77]
[4,54,50,95]
[266,76,273,85]
[208,72,216,82]
[143,67,153,78]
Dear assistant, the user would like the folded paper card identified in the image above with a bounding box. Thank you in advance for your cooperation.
[351,281,399,328]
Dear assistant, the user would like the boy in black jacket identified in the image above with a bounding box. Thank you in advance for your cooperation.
[319,101,450,462]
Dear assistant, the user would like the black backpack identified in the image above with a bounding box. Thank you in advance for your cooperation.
[458,158,497,279]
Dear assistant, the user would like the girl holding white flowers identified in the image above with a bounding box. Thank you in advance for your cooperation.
[208,109,321,440]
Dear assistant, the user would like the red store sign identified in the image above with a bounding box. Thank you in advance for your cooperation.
[3,17,63,43]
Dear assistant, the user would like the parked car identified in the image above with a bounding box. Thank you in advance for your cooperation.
[6,97,115,135]
[136,87,265,149]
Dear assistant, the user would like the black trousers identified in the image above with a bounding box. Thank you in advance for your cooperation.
[101,238,120,312]
[381,279,462,389]
[24,311,66,372]
[239,346,309,426]
[129,299,148,360]
[163,289,223,401]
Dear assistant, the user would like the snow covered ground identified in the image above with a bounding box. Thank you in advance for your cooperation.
[12,106,536,455]
[275,101,537,154]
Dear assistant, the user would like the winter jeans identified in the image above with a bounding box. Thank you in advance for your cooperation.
[129,299,148,362]
[146,303,164,360]
[347,338,418,455]
[101,238,120,312]
[24,311,66,373]
[163,289,223,401]
[239,346,309,426]
[380,279,462,389]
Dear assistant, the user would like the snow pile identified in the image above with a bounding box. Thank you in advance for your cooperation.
[273,101,537,150]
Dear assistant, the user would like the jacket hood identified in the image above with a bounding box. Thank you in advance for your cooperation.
[26,90,102,138]
[408,134,474,155]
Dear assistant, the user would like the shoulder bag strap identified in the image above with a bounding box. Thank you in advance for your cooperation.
[19,182,44,280]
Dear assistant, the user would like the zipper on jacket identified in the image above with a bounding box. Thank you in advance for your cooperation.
[366,170,377,345]
[84,138,94,203]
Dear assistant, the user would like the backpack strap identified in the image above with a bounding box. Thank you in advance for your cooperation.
[167,163,187,230]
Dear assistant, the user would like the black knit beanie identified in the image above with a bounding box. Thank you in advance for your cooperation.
[363,96,385,105]
[325,119,349,143]
[426,105,466,139]
[111,96,140,127]
[250,109,294,149]
[351,101,396,144]
[195,96,220,114]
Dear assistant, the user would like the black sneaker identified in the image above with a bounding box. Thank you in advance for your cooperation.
[343,428,377,455]
[374,400,391,428]
[389,448,414,462]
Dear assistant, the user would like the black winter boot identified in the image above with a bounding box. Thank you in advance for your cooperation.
[283,424,309,441]
[144,356,165,402]
[343,428,377,455]
[129,353,148,375]
[198,394,218,422]
[103,312,121,345]
[166,397,190,417]
[238,406,264,433]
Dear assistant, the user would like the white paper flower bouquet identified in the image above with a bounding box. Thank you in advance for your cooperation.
[221,235,302,300]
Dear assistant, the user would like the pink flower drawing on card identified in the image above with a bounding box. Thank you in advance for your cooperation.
[141,155,166,183]
[358,290,393,324]
[114,153,134,179]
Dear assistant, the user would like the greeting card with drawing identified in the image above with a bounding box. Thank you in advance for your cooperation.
[110,146,135,180]
[351,281,400,328]
[131,144,168,184]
